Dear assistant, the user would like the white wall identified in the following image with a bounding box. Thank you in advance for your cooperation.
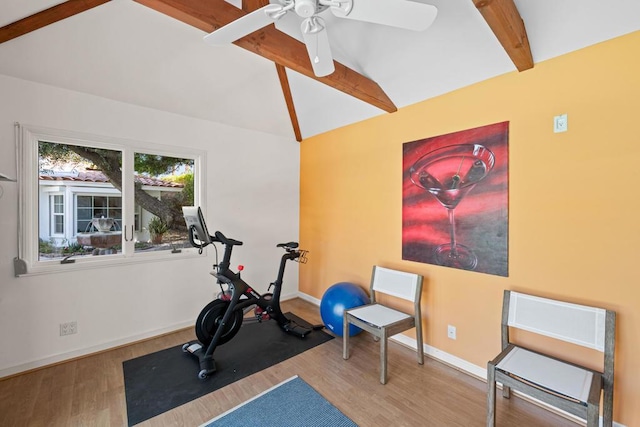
[0,74,300,376]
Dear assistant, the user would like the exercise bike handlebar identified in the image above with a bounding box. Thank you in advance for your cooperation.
[186,226,243,248]
[188,222,306,274]
[214,231,243,247]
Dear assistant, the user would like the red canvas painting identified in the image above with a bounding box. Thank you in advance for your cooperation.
[402,122,509,276]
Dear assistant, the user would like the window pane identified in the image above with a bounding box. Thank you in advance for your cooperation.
[77,196,91,208]
[77,220,91,234]
[94,196,107,208]
[134,152,195,253]
[77,208,92,220]
[110,208,122,221]
[38,141,122,261]
[53,195,64,213]
[50,194,65,235]
[93,208,107,218]
[54,216,64,234]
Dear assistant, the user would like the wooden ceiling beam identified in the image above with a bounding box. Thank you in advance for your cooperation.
[242,0,269,13]
[472,0,533,71]
[276,64,302,142]
[133,0,397,113]
[243,0,303,141]
[0,0,110,44]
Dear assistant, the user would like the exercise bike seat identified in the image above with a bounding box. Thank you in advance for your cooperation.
[277,242,299,249]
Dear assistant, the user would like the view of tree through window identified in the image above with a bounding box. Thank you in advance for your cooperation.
[133,151,194,253]
[38,141,195,260]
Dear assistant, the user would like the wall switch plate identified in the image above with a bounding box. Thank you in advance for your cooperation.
[447,325,457,340]
[554,114,568,133]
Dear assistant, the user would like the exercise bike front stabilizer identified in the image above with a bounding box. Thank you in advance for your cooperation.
[181,207,319,379]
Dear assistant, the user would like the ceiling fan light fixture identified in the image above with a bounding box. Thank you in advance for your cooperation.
[301,16,334,77]
[324,0,353,17]
[295,0,318,17]
[302,16,326,34]
[266,4,290,20]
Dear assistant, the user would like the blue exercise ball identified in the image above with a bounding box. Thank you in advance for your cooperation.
[320,282,369,337]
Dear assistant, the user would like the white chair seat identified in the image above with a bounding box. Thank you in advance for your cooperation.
[496,347,593,403]
[348,304,411,328]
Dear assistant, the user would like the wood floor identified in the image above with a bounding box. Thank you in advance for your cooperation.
[0,298,580,427]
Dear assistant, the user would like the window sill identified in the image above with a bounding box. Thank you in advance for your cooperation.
[18,247,206,277]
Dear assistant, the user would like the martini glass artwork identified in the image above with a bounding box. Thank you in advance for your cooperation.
[410,144,495,270]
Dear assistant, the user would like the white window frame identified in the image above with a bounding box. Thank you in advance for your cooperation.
[17,125,206,276]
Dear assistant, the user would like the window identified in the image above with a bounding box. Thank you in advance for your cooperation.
[50,194,64,235]
[76,195,122,233]
[18,125,205,274]
[133,151,194,253]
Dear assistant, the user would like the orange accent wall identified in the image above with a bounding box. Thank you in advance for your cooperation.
[300,30,640,425]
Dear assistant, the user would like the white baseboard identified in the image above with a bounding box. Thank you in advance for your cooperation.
[392,333,487,379]
[296,291,321,306]
[297,291,626,427]
[0,320,193,379]
[280,291,301,302]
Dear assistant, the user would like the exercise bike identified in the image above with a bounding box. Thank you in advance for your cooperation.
[181,207,317,379]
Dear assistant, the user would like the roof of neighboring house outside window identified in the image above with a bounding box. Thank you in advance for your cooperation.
[39,170,184,189]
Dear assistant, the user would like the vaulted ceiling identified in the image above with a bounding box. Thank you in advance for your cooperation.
[1,0,639,140]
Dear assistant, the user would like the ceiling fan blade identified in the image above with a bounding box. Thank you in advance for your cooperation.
[204,4,284,45]
[330,0,437,32]
[301,17,335,77]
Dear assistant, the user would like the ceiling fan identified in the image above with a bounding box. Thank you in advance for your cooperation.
[203,0,438,77]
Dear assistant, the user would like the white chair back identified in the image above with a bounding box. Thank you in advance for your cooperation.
[507,291,607,352]
[371,266,421,302]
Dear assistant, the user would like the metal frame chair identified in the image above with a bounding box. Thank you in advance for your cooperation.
[487,290,616,426]
[342,265,423,384]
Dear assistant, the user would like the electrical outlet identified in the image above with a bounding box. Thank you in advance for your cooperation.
[447,324,457,340]
[60,321,77,336]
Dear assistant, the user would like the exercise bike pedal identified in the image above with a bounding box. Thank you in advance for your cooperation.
[282,320,312,338]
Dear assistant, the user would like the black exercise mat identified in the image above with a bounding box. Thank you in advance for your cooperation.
[123,313,332,426]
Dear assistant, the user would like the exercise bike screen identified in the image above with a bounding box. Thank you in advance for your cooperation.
[182,206,212,244]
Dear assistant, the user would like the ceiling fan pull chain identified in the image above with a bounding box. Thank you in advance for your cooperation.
[314,33,319,63]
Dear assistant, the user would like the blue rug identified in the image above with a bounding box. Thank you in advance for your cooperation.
[201,376,357,427]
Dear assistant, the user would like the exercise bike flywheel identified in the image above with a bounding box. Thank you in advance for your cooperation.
[196,299,243,346]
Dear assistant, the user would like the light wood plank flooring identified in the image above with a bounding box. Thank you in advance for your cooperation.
[0,298,580,426]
